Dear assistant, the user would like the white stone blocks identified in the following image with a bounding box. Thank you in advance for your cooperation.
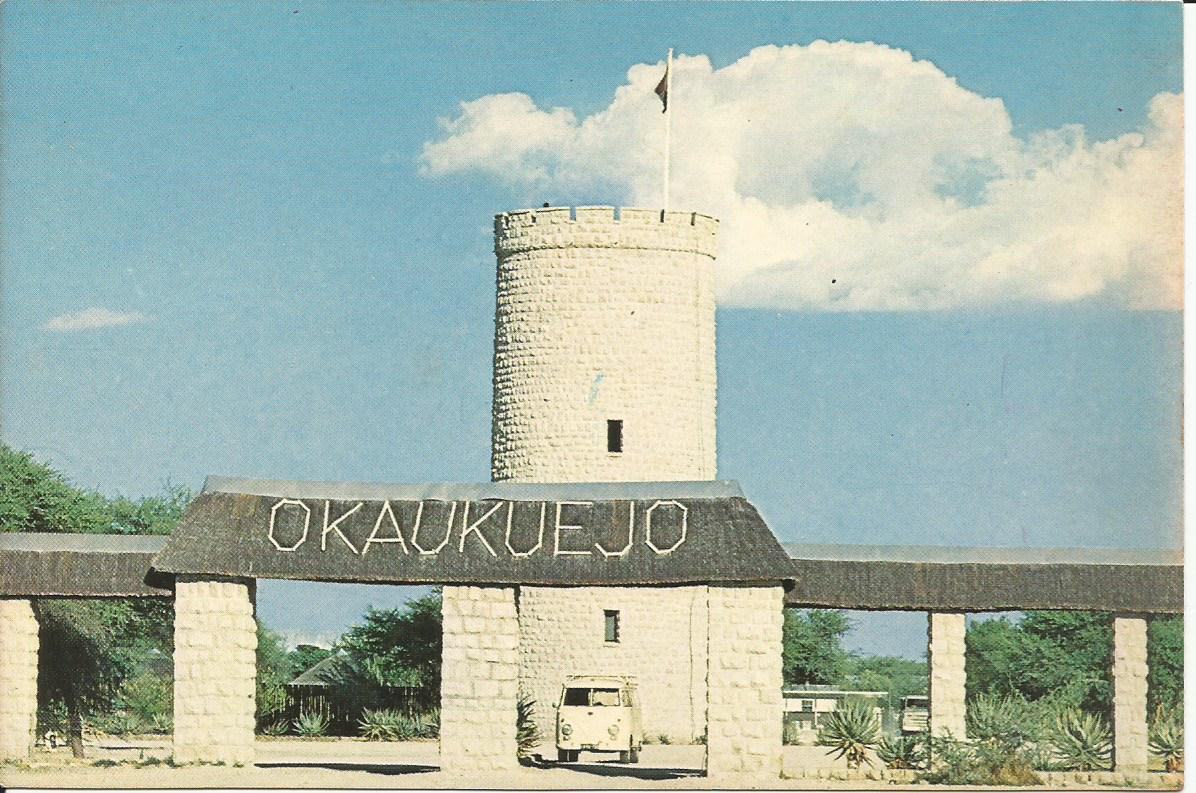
[517,585,709,744]
[1111,616,1149,773]
[706,586,783,780]
[173,577,257,765]
[491,206,718,484]
[494,206,719,259]
[928,612,967,739]
[440,585,520,774]
[0,599,38,761]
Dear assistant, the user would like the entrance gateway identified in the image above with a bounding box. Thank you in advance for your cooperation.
[0,205,1181,781]
[152,476,796,776]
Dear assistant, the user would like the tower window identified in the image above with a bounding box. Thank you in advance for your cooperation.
[604,610,620,643]
[607,419,623,453]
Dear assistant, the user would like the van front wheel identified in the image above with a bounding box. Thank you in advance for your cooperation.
[558,749,578,763]
[628,747,640,764]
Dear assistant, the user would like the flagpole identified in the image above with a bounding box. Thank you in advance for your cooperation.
[663,47,673,212]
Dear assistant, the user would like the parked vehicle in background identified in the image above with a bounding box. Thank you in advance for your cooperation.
[555,675,643,763]
[900,695,929,734]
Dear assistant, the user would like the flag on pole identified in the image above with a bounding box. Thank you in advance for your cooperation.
[654,60,669,113]
[658,48,673,210]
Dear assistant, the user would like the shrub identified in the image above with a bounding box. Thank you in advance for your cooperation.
[117,672,172,726]
[972,738,1043,786]
[1023,742,1065,772]
[517,696,540,759]
[261,719,290,737]
[148,713,173,735]
[417,708,440,739]
[294,709,330,737]
[968,694,1038,748]
[922,735,1042,786]
[877,734,925,770]
[1046,708,1111,771]
[817,699,880,768]
[256,682,289,728]
[357,708,439,741]
[94,711,147,736]
[1149,713,1184,773]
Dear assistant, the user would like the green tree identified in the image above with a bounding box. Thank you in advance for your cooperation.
[256,622,294,727]
[967,611,1183,715]
[1147,616,1183,713]
[336,590,444,690]
[105,484,193,536]
[35,600,155,755]
[842,654,927,714]
[967,617,1052,701]
[1,443,187,756]
[1020,612,1112,710]
[0,445,109,534]
[783,609,851,685]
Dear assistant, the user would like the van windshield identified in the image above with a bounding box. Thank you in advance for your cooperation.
[563,687,621,706]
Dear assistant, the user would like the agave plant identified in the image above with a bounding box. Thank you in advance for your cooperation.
[358,707,439,741]
[261,718,290,737]
[516,696,540,759]
[358,708,403,741]
[1047,708,1111,771]
[817,699,880,768]
[968,694,1038,748]
[148,713,173,735]
[416,708,440,739]
[877,734,925,770]
[293,708,330,738]
[1149,714,1183,772]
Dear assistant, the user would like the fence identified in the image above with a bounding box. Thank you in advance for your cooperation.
[279,684,438,736]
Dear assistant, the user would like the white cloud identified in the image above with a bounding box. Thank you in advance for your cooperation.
[43,307,152,332]
[421,42,1182,311]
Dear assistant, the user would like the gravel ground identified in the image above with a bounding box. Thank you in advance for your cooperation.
[0,739,1182,790]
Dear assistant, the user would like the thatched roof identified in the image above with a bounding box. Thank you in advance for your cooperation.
[152,477,797,587]
[0,533,171,597]
[784,544,1182,614]
[288,654,345,687]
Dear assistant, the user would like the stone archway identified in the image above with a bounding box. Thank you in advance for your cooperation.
[154,478,797,775]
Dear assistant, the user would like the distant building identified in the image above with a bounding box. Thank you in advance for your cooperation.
[284,655,435,735]
[782,685,886,745]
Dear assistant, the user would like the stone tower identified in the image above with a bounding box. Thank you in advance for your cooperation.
[490,205,720,741]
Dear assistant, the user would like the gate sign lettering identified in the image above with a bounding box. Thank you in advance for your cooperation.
[265,499,688,560]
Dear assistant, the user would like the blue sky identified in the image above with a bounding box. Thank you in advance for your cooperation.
[1,2,1182,658]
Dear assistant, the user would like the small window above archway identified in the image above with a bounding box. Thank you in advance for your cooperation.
[607,420,623,454]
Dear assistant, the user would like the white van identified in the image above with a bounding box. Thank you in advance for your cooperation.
[555,675,643,763]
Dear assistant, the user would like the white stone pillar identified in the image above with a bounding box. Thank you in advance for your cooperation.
[173,577,257,765]
[928,612,967,739]
[440,585,519,774]
[705,586,783,780]
[0,599,39,761]
[1111,616,1149,773]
